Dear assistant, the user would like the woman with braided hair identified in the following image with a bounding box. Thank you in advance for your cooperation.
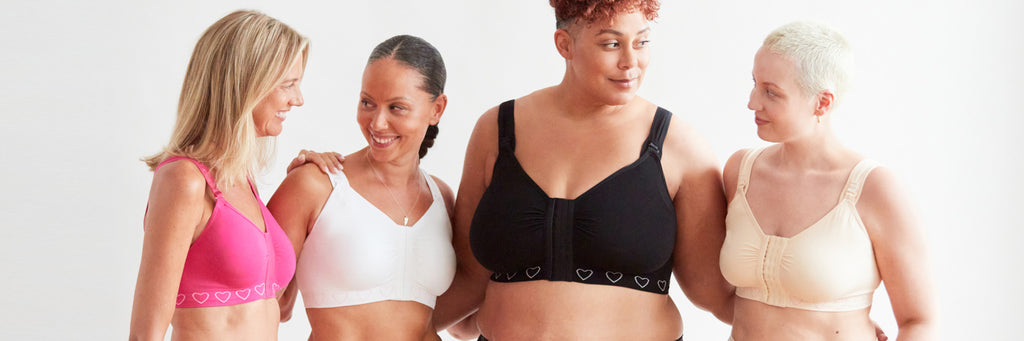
[269,35,457,341]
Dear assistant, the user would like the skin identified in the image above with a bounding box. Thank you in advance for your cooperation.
[430,11,734,340]
[269,57,454,341]
[721,47,937,340]
[128,56,306,341]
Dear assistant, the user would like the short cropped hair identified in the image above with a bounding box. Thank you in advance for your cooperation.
[762,21,854,104]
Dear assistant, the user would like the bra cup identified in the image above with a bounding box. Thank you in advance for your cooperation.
[413,232,457,296]
[187,200,269,289]
[782,207,880,303]
[720,203,763,289]
[299,199,398,292]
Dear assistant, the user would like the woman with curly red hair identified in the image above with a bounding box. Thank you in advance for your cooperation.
[432,0,734,339]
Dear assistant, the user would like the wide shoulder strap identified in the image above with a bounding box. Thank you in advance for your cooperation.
[736,146,769,192]
[841,159,880,204]
[421,169,442,201]
[157,156,221,198]
[643,107,673,158]
[497,100,516,151]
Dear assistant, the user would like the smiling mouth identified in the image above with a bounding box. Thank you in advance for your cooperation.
[276,111,288,120]
[370,132,398,145]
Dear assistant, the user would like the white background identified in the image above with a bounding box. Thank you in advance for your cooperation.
[1,0,1021,340]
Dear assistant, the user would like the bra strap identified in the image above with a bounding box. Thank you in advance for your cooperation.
[497,100,516,151]
[643,107,673,158]
[841,159,880,204]
[736,146,768,193]
[157,156,223,198]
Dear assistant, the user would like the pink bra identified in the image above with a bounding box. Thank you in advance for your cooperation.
[152,157,295,308]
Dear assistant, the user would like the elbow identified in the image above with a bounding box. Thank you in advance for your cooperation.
[682,282,735,324]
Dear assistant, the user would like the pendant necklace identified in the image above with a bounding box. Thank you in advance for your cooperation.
[366,149,423,226]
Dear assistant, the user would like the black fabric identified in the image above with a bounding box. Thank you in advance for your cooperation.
[469,99,677,295]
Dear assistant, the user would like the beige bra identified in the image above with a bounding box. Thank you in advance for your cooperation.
[720,147,880,312]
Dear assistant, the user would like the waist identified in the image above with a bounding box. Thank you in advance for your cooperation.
[732,297,875,341]
[170,299,279,340]
[306,302,434,340]
[477,281,681,340]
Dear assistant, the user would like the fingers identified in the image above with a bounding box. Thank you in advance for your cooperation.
[286,150,309,174]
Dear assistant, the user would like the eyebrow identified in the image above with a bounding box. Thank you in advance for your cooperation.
[360,92,413,103]
[596,27,651,36]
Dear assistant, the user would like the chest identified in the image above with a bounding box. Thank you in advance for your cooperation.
[512,118,659,200]
[743,168,849,238]
[217,183,267,233]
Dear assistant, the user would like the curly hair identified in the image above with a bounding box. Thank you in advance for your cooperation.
[550,0,660,29]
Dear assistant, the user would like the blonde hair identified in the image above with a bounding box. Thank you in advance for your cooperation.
[144,10,309,186]
[763,21,853,105]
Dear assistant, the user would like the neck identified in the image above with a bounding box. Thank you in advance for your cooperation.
[363,148,420,187]
[774,126,845,170]
[552,71,631,121]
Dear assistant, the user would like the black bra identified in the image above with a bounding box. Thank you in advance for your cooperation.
[469,100,677,294]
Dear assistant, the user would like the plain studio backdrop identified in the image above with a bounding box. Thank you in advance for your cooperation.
[1,0,1021,339]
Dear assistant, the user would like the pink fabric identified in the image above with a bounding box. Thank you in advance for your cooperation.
[153,156,296,308]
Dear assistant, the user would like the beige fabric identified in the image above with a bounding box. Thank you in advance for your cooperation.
[720,147,880,312]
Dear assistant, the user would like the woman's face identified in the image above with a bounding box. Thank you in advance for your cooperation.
[563,11,651,105]
[358,58,444,162]
[748,47,819,142]
[253,56,305,137]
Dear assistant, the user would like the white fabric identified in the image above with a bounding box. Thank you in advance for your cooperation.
[297,169,456,309]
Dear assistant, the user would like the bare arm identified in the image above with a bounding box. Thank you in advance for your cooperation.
[129,161,208,341]
[432,107,500,331]
[859,167,938,340]
[666,122,735,324]
[267,163,333,322]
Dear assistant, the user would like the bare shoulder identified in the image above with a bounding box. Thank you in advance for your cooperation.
[150,159,208,201]
[276,163,333,198]
[855,164,919,234]
[858,164,906,210]
[722,149,752,201]
[430,174,456,213]
[661,111,717,171]
[466,104,501,158]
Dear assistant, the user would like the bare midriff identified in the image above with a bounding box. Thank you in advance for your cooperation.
[731,297,876,341]
[477,281,682,340]
[306,301,439,341]
[169,298,279,341]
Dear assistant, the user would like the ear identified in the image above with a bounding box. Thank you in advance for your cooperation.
[429,93,447,125]
[554,28,574,60]
[814,90,835,118]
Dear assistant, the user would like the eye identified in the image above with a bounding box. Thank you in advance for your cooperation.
[390,105,407,112]
[636,39,651,48]
[360,99,375,109]
[602,41,620,49]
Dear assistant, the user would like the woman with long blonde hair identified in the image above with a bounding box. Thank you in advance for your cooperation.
[129,10,309,341]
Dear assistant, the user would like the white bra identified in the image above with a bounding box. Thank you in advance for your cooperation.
[296,169,456,309]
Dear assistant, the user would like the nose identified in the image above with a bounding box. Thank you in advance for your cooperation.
[618,47,638,71]
[290,86,304,107]
[370,110,388,130]
[747,88,759,111]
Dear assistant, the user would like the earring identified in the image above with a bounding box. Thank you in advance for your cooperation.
[816,115,822,124]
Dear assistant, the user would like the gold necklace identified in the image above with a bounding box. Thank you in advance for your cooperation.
[366,149,423,226]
